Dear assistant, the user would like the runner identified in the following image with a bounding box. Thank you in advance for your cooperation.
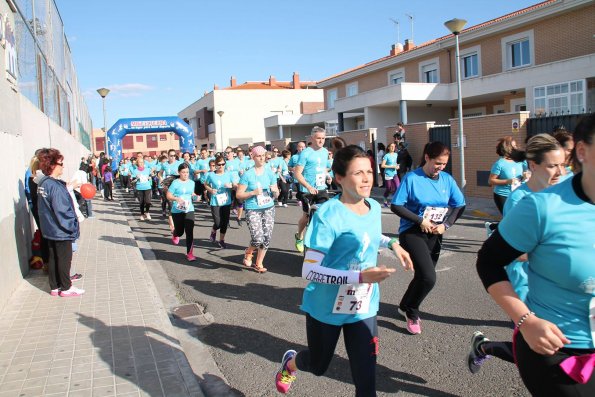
[166,163,197,262]
[102,166,114,201]
[119,158,131,192]
[131,156,153,220]
[194,148,210,203]
[467,133,565,373]
[390,141,466,334]
[554,129,575,178]
[278,149,292,206]
[293,127,330,253]
[476,114,595,396]
[381,142,399,207]
[205,155,234,248]
[275,145,413,395]
[489,136,526,214]
[289,141,306,205]
[236,146,279,273]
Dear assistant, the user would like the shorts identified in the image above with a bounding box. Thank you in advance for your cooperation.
[301,190,329,213]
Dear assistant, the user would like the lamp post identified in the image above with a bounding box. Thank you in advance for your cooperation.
[97,88,110,158]
[217,110,224,152]
[444,18,467,192]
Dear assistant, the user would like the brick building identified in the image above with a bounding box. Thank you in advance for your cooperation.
[91,128,181,158]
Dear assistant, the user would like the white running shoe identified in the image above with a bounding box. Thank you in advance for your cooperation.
[140,214,146,221]
[59,286,85,297]
[145,213,152,220]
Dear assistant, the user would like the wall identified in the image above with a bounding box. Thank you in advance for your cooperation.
[386,122,434,169]
[450,112,529,198]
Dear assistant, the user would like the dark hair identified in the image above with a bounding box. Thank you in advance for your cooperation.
[281,149,291,158]
[332,145,369,177]
[331,137,347,153]
[177,162,190,173]
[37,148,63,176]
[182,151,190,158]
[377,142,386,151]
[420,142,450,167]
[571,113,595,171]
[553,130,573,148]
[496,136,516,157]
[105,166,112,173]
[214,155,225,165]
[159,155,167,162]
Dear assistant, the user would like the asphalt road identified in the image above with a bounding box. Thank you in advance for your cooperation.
[118,190,528,397]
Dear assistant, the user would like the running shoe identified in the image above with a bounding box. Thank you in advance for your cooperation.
[209,231,216,243]
[145,213,152,220]
[277,202,283,207]
[70,273,83,281]
[186,249,196,262]
[50,289,59,296]
[162,211,167,217]
[283,204,288,208]
[139,214,146,221]
[406,317,421,335]
[294,233,304,253]
[59,286,85,297]
[172,234,180,245]
[125,188,129,193]
[275,350,297,394]
[218,240,227,249]
[467,331,492,374]
[383,200,389,208]
[237,218,243,227]
[484,222,494,238]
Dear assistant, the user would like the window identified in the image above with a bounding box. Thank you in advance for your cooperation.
[327,89,338,109]
[534,80,585,116]
[387,68,405,85]
[147,134,158,148]
[95,137,105,151]
[136,135,143,142]
[462,53,478,78]
[502,30,534,70]
[420,58,440,83]
[160,134,167,141]
[122,136,134,150]
[346,82,358,97]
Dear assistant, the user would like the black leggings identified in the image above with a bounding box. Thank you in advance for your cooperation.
[398,226,442,320]
[493,193,507,215]
[103,181,113,199]
[121,175,130,188]
[296,314,378,397]
[514,330,595,396]
[278,178,289,205]
[138,189,152,214]
[172,211,195,254]
[160,188,171,213]
[210,205,231,233]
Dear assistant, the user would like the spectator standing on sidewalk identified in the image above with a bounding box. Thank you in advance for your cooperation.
[103,166,114,201]
[36,148,84,297]
[71,163,93,218]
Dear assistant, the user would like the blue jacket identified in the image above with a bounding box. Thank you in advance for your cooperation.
[37,176,80,241]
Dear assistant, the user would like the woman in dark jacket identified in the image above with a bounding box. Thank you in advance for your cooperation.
[37,148,84,297]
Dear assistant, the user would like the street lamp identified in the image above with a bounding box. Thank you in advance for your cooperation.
[217,110,224,152]
[97,88,110,158]
[444,18,467,192]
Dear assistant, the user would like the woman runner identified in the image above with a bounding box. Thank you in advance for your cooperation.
[476,114,595,396]
[381,143,399,207]
[166,163,197,262]
[205,155,234,248]
[390,141,466,334]
[131,156,153,220]
[275,145,413,396]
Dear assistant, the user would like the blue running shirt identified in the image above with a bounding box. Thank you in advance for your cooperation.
[205,172,233,207]
[490,158,525,197]
[382,153,399,179]
[302,196,382,326]
[132,167,153,191]
[168,179,196,213]
[499,175,595,349]
[297,147,329,192]
[239,168,277,210]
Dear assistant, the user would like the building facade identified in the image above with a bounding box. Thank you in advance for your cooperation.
[91,128,181,158]
[1,0,92,310]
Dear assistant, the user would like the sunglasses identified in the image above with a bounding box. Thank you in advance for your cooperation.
[216,163,225,166]
[56,162,64,166]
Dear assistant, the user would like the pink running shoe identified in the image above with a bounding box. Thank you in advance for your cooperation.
[186,248,196,262]
[406,317,422,335]
[59,286,85,297]
[172,234,180,245]
[275,350,297,394]
[50,289,59,296]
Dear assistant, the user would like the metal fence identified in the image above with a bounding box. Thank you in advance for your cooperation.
[526,112,592,138]
[429,125,452,175]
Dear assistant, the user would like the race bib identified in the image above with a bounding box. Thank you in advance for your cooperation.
[315,173,326,187]
[138,174,148,183]
[423,206,448,223]
[256,192,272,206]
[177,199,191,212]
[332,283,372,315]
[511,178,521,191]
[215,192,228,206]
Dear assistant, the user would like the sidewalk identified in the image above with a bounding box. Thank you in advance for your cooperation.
[0,199,204,397]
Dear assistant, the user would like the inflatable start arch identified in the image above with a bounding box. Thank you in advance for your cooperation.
[106,116,194,168]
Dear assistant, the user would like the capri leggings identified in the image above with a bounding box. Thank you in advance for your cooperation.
[398,226,442,320]
[514,330,595,396]
[171,211,195,254]
[296,314,378,397]
[493,193,507,215]
[211,205,231,233]
[383,177,400,199]
[246,207,275,249]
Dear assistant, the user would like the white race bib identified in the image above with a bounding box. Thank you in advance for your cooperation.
[215,192,228,206]
[511,178,521,191]
[332,283,372,315]
[257,192,272,206]
[315,173,326,187]
[138,174,148,183]
[177,199,191,212]
[422,206,448,223]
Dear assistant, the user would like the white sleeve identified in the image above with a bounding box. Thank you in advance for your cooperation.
[302,250,360,285]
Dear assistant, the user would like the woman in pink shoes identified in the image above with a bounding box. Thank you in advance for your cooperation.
[166,163,198,261]
[36,148,84,297]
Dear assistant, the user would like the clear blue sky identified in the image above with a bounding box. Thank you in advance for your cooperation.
[54,0,540,129]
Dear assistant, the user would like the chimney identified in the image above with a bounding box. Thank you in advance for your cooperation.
[403,39,414,51]
[269,75,277,86]
[214,84,219,90]
[390,43,404,56]
[230,76,237,87]
[292,72,300,89]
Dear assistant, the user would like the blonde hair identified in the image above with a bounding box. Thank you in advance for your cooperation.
[525,134,561,164]
[29,156,40,173]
